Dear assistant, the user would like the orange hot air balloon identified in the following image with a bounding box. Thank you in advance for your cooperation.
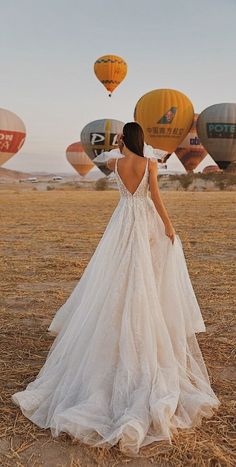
[0,108,26,166]
[94,55,127,96]
[134,89,194,152]
[66,142,94,176]
[175,114,207,172]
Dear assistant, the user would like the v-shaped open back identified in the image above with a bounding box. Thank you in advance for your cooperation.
[115,157,149,197]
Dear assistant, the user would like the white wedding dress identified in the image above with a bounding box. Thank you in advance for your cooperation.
[12,157,220,455]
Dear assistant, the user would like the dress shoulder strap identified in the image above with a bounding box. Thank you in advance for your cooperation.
[147,157,158,172]
[147,157,152,175]
[114,158,118,173]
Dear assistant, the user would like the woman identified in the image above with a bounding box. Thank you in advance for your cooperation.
[12,122,220,456]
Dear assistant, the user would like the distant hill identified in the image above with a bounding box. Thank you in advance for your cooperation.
[0,167,30,181]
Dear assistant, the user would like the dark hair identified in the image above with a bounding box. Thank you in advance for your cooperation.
[122,122,144,157]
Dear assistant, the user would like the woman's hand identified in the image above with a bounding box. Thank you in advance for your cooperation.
[117,133,124,151]
[165,223,175,244]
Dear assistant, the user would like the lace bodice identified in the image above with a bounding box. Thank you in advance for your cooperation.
[114,157,149,199]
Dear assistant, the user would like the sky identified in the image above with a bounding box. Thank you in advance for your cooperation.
[1,0,236,173]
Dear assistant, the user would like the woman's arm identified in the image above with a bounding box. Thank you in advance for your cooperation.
[148,158,175,243]
[106,134,124,171]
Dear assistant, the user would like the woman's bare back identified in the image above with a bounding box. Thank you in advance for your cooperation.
[109,155,148,195]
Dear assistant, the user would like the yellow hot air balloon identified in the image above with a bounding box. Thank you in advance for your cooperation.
[134,89,194,152]
[66,142,94,176]
[94,55,127,97]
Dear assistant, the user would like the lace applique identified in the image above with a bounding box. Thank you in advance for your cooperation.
[114,158,149,200]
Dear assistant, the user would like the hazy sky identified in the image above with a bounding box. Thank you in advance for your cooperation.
[1,0,235,173]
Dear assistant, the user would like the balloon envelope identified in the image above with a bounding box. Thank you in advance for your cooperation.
[175,114,207,171]
[0,108,26,166]
[196,103,236,169]
[80,119,124,175]
[134,89,194,152]
[225,162,236,173]
[94,55,127,96]
[202,165,222,174]
[66,142,94,176]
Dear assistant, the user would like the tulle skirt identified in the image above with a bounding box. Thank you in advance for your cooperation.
[12,196,220,455]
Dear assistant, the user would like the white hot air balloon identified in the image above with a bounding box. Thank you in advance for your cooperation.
[0,108,26,166]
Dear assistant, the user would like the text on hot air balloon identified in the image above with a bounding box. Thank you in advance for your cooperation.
[147,127,184,138]
[90,132,118,146]
[88,132,119,157]
[0,133,13,141]
[0,130,26,153]
[190,136,201,145]
[207,123,236,139]
[0,133,14,151]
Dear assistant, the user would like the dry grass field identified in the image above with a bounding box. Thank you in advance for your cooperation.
[0,189,235,467]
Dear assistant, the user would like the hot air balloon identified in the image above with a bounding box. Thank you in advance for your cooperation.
[175,114,207,172]
[225,162,236,173]
[196,103,236,169]
[134,89,194,152]
[94,55,127,97]
[81,119,124,175]
[66,142,94,176]
[0,108,26,166]
[202,165,222,174]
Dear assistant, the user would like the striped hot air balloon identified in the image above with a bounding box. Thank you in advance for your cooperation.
[94,55,127,97]
[0,108,26,166]
[202,165,222,174]
[66,142,94,176]
[175,114,207,172]
[225,162,236,173]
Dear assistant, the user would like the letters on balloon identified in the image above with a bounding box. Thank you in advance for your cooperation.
[207,123,236,139]
[89,133,118,154]
[0,131,25,152]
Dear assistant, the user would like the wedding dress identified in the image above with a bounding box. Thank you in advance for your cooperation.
[12,157,220,455]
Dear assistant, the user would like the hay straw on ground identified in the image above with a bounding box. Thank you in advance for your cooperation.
[0,191,235,466]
